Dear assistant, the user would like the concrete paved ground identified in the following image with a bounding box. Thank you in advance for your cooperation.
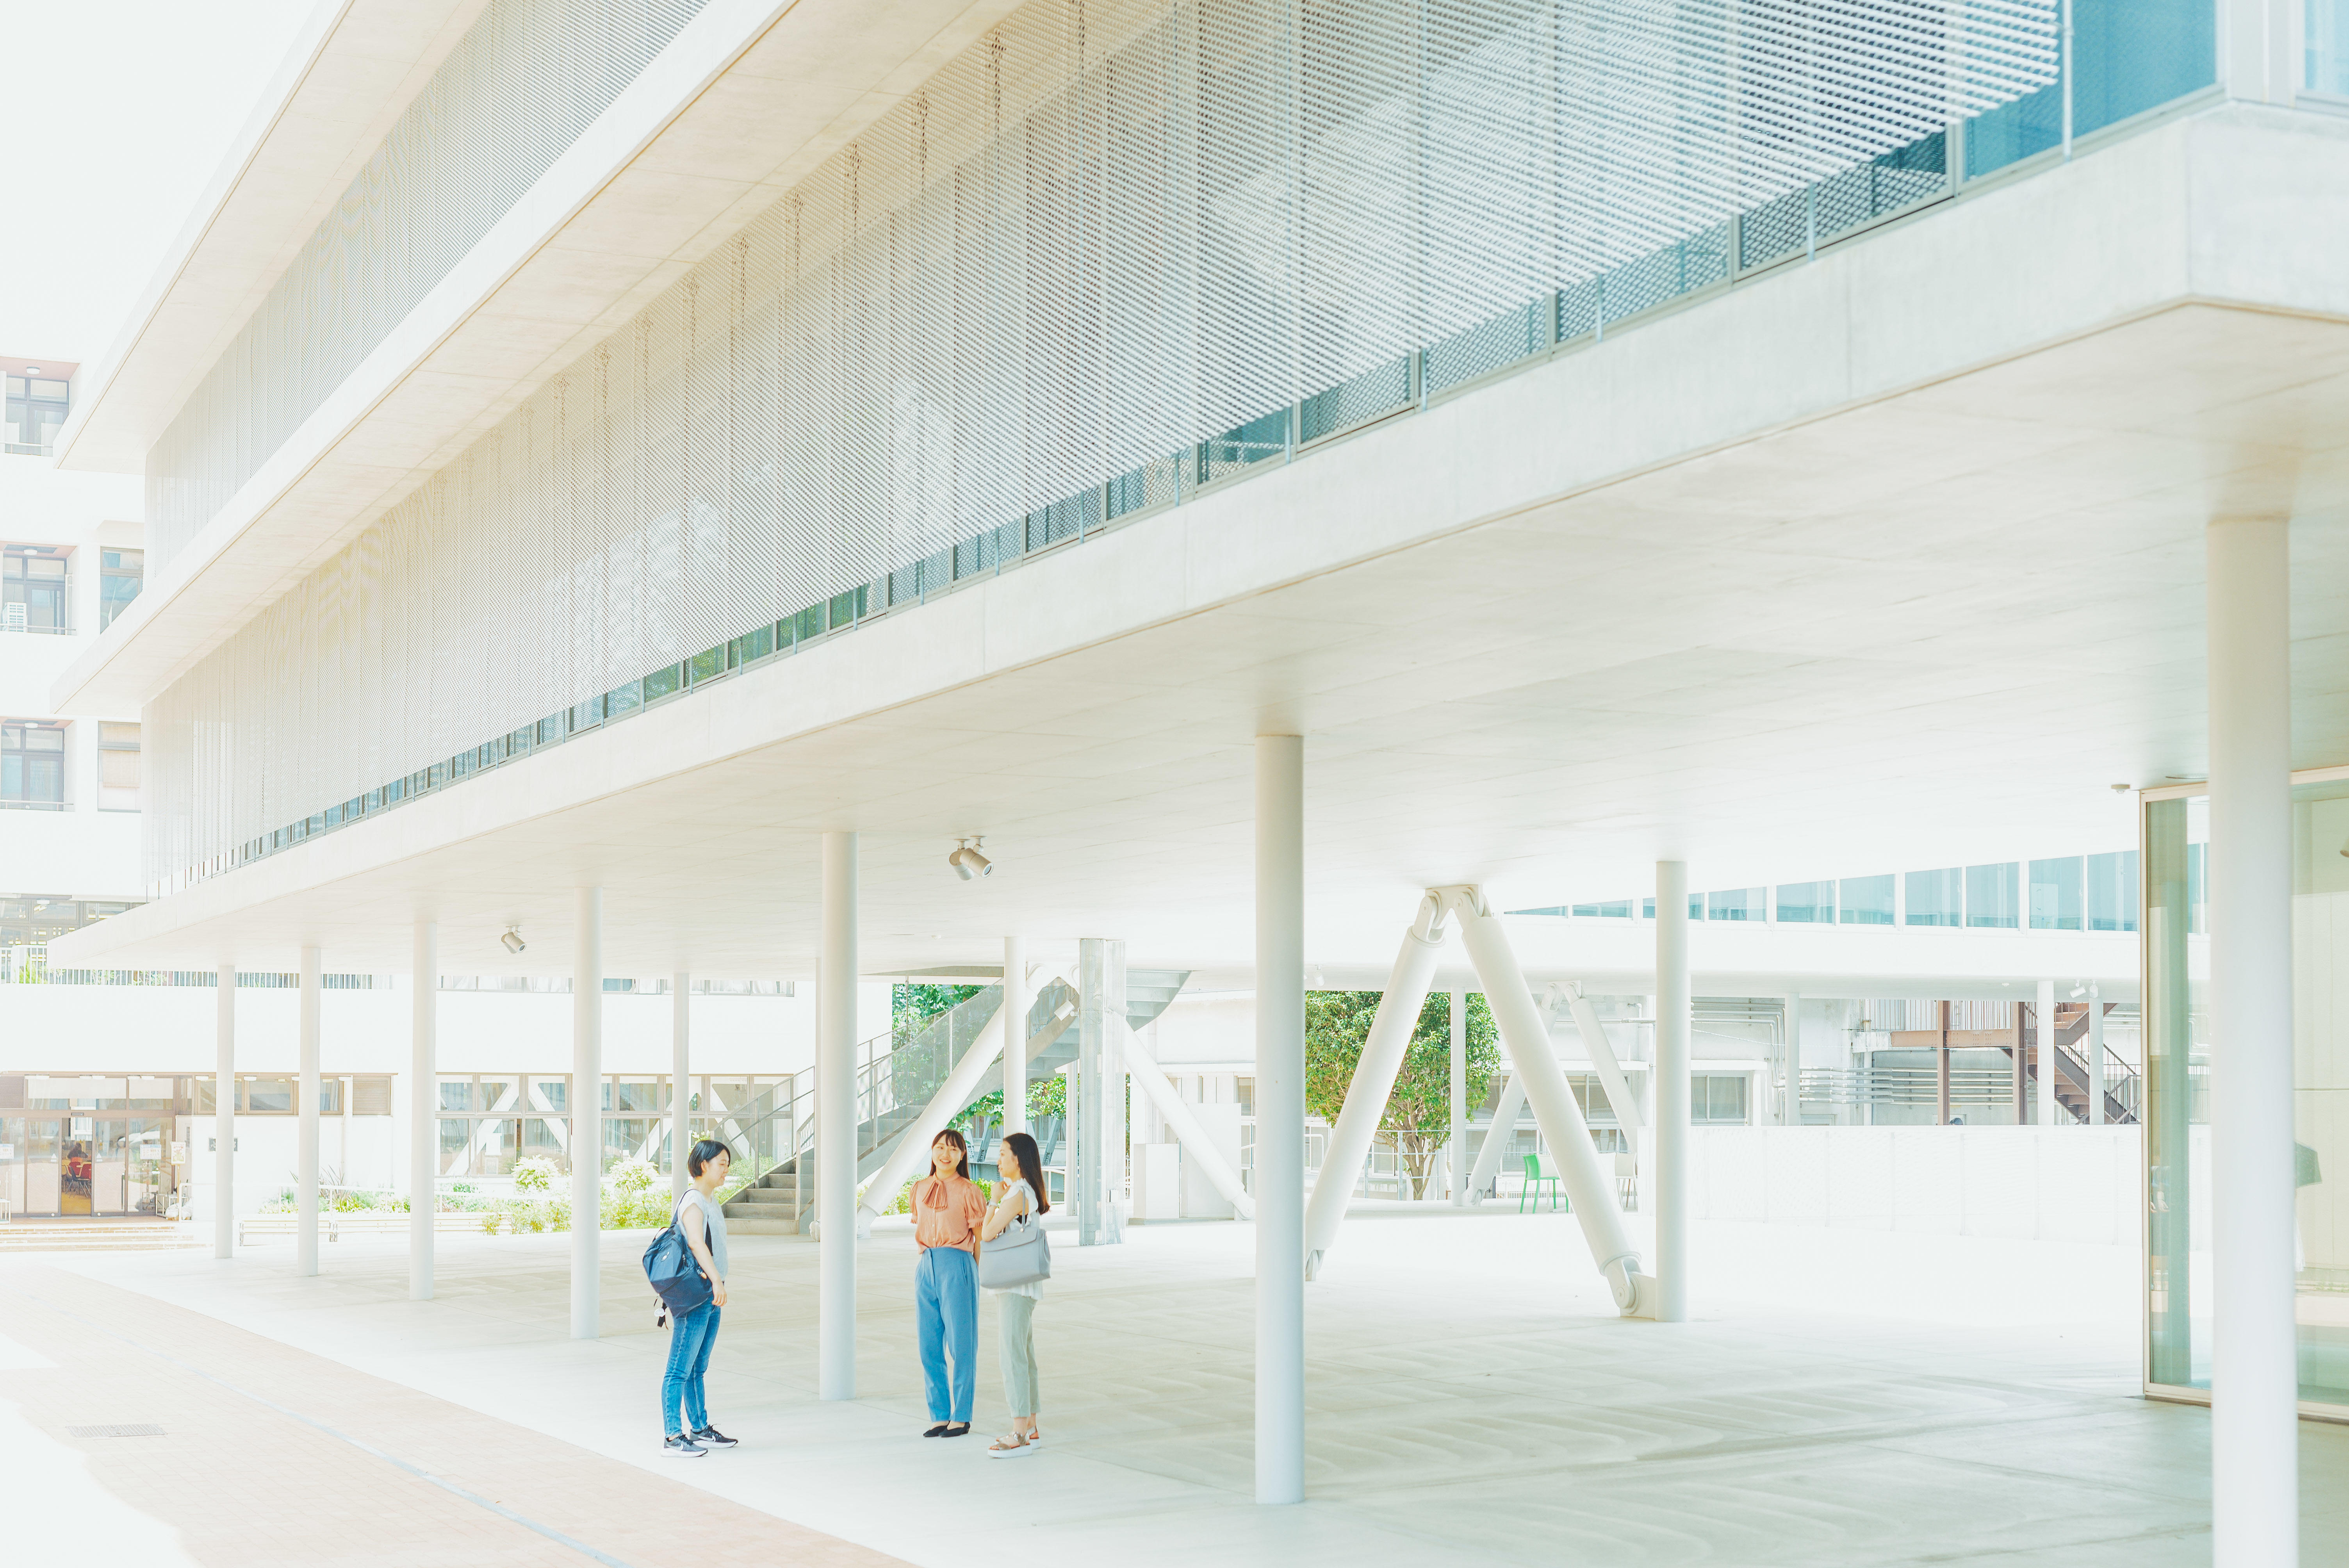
[12,1207,2349,1566]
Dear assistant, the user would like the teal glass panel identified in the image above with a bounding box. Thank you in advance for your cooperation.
[1570,900,1633,919]
[1775,882,1833,923]
[1839,875,1895,926]
[2144,794,2201,1389]
[2087,849,2139,932]
[1905,868,1963,927]
[2030,856,2084,930]
[2073,0,2215,136]
[1706,888,1764,922]
[1966,862,2020,928]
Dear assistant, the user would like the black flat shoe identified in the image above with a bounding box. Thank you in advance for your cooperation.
[923,1423,950,1437]
[942,1422,971,1438]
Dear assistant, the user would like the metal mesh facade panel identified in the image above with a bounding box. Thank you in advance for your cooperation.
[142,0,711,568]
[144,0,2059,890]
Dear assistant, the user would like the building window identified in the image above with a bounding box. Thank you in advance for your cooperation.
[1966,862,2021,928]
[1706,887,1765,922]
[2,546,71,633]
[4,368,69,456]
[1569,900,1633,919]
[1839,874,1896,926]
[1,721,67,809]
[1692,1074,1749,1124]
[1775,881,1834,923]
[2085,849,2139,932]
[98,549,143,629]
[98,723,139,811]
[1905,868,1963,927]
[2030,856,2084,930]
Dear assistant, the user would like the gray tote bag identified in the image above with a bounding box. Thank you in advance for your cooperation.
[976,1210,1051,1288]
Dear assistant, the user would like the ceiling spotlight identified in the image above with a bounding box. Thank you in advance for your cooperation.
[500,927,526,954]
[2070,982,2087,998]
[2110,783,2131,793]
[947,837,993,881]
[23,366,39,375]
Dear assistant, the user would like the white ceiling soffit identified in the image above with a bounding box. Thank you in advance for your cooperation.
[50,0,1025,715]
[55,0,493,475]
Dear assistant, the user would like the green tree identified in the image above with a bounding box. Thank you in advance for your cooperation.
[1304,990,1499,1199]
[894,982,982,1046]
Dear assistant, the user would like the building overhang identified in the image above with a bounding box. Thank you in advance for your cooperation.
[49,0,1025,714]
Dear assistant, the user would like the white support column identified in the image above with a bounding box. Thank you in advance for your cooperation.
[410,923,437,1300]
[1303,894,1445,1278]
[672,972,692,1205]
[1466,1073,1524,1201]
[1781,990,1803,1127]
[1124,1021,1254,1219]
[297,945,321,1278]
[1451,889,1649,1315]
[2088,984,2107,1126]
[1566,986,1642,1155]
[214,962,235,1260]
[1255,734,1305,1506]
[2037,979,2060,1127]
[1449,989,1466,1206]
[1076,939,1127,1245]
[818,832,858,1401]
[2206,515,2297,1568]
[572,887,603,1340]
[1656,861,1690,1323]
[1003,937,1029,1139]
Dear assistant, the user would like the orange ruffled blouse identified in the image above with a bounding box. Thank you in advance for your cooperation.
[912,1174,986,1256]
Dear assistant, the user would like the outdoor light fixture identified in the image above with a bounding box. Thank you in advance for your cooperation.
[947,837,993,880]
[2071,983,2087,998]
[501,927,526,954]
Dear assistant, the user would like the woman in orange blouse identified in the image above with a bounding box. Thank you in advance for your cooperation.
[913,1128,986,1437]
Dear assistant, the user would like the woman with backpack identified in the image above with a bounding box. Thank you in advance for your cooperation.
[978,1129,1050,1456]
[661,1138,739,1458]
[912,1128,986,1438]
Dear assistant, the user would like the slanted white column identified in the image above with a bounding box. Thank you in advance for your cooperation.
[572,888,603,1339]
[1781,990,1802,1126]
[1656,862,1690,1322]
[1002,937,1029,1138]
[1255,734,1305,1506]
[1449,989,1467,1206]
[214,962,235,1260]
[818,832,858,1401]
[2037,979,2060,1127]
[2087,984,2107,1126]
[410,923,437,1300]
[1466,1073,1524,1201]
[297,945,321,1278]
[2206,516,2297,1568]
[671,972,691,1205]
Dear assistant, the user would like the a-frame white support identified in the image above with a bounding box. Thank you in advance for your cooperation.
[1466,1072,1526,1201]
[1563,982,1643,1160]
[1299,884,1657,1317]
[1303,894,1447,1278]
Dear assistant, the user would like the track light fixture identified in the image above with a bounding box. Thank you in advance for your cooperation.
[501,927,527,954]
[948,837,993,881]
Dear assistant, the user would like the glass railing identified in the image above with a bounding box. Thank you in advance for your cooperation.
[169,12,2222,897]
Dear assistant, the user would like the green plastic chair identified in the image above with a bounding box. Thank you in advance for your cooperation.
[1518,1152,1565,1213]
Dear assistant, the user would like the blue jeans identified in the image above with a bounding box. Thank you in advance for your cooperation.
[915,1247,977,1423]
[661,1302,721,1436]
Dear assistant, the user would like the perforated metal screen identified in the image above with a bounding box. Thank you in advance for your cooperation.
[143,0,2058,891]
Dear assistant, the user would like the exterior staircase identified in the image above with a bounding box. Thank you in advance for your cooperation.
[722,968,1189,1233]
[2014,1002,2140,1125]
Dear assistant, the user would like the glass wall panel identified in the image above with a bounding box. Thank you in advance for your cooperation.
[1839,874,1895,926]
[2031,856,2085,930]
[1570,900,1632,919]
[2087,849,2140,932]
[1966,862,2021,928]
[1706,888,1764,922]
[1906,868,1962,927]
[2292,779,2349,1407]
[2144,792,2205,1391]
[2073,0,2216,136]
[1775,881,1833,923]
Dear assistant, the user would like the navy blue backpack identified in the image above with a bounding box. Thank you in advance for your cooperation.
[642,1201,715,1319]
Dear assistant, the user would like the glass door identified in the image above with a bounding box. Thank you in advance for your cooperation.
[59,1119,95,1214]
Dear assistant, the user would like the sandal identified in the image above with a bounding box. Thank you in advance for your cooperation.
[987,1432,1039,1458]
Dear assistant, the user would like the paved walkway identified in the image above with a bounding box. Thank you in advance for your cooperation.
[0,1260,907,1568]
[18,1210,2349,1565]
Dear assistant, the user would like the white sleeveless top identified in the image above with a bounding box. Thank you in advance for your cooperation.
[984,1178,1043,1300]
[675,1189,728,1279]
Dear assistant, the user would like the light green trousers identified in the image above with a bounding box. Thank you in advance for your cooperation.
[997,1293,1040,1417]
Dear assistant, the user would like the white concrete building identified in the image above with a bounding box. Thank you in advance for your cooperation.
[25,0,2348,1556]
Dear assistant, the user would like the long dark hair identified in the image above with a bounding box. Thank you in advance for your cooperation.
[1000,1130,1050,1214]
[929,1127,970,1181]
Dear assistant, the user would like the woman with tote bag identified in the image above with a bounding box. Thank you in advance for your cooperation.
[977,1130,1051,1456]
